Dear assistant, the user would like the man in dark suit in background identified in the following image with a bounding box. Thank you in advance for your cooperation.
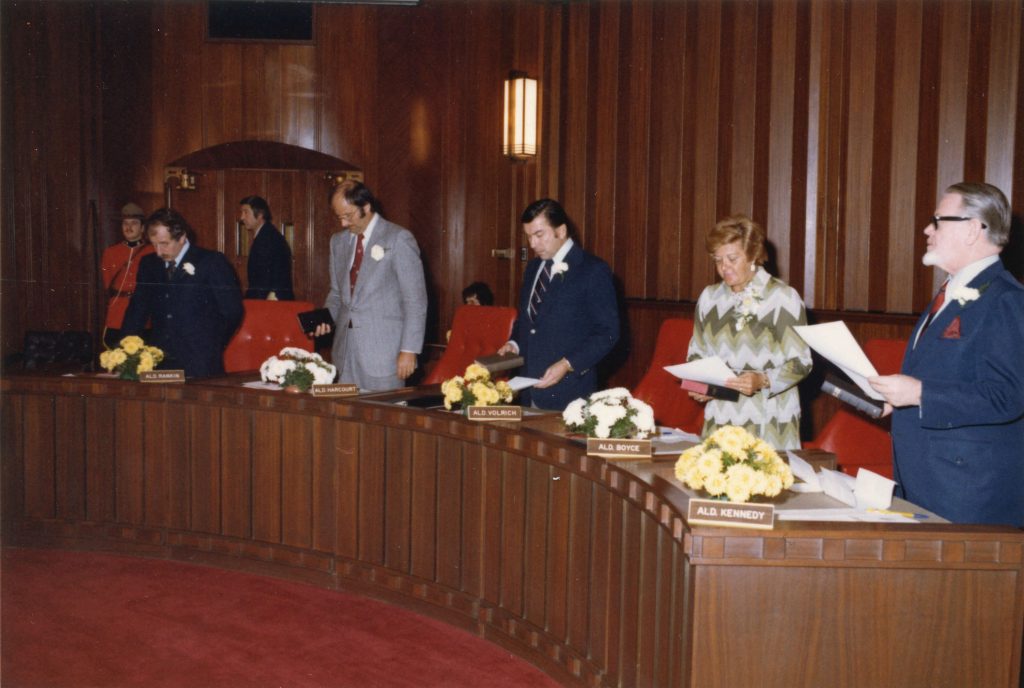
[122,208,244,378]
[239,195,294,300]
[498,198,620,410]
[870,182,1024,526]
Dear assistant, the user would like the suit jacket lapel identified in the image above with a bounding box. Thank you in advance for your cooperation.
[910,262,1002,361]
[352,220,390,302]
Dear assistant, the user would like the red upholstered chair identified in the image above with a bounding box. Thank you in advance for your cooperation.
[223,300,316,373]
[632,318,704,434]
[805,337,907,478]
[423,305,518,384]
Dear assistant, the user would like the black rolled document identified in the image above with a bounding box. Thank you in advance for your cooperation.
[821,372,885,418]
[474,352,524,374]
[296,308,335,335]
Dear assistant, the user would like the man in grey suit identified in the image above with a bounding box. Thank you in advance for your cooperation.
[315,181,427,390]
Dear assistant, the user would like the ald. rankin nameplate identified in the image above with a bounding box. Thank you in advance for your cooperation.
[311,383,359,397]
[465,405,522,421]
[687,498,774,530]
[139,370,185,383]
[586,438,652,460]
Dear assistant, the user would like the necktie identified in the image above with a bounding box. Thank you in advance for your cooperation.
[165,261,175,281]
[529,259,552,321]
[919,279,948,335]
[349,234,364,296]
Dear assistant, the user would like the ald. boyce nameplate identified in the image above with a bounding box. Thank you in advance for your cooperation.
[139,370,185,383]
[465,405,522,422]
[687,498,775,530]
[586,438,652,460]
[311,383,359,397]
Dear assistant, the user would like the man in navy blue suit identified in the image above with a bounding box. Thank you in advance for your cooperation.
[122,208,244,379]
[498,199,619,410]
[239,195,294,300]
[870,182,1024,526]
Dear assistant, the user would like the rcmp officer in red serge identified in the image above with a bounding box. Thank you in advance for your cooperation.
[498,198,620,411]
[100,202,155,347]
[870,182,1024,526]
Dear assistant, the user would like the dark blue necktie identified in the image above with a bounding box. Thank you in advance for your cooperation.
[529,259,552,321]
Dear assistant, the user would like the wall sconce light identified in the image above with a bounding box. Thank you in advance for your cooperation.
[324,171,365,187]
[164,167,197,191]
[503,71,537,161]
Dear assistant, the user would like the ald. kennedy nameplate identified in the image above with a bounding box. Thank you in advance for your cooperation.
[586,438,652,460]
[465,405,522,421]
[687,498,774,530]
[139,370,185,383]
[311,383,359,397]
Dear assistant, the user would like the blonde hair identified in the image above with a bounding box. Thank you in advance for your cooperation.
[706,215,767,264]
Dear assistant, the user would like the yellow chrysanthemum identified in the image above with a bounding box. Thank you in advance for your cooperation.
[137,351,155,373]
[98,350,117,372]
[119,336,144,355]
[464,363,490,382]
[704,473,728,496]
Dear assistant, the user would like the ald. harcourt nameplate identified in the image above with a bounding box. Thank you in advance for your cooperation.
[139,370,185,383]
[311,383,359,397]
[466,405,522,421]
[687,498,775,530]
[586,438,652,460]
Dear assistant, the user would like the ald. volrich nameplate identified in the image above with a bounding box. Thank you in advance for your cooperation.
[139,370,185,383]
[586,438,652,460]
[465,405,522,421]
[687,498,774,530]
[311,383,359,397]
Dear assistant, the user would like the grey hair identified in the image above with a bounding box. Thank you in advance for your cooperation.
[946,182,1011,247]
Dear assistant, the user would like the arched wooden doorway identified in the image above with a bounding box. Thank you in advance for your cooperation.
[164,140,360,305]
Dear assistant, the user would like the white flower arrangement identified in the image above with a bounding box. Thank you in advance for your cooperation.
[732,283,763,331]
[260,347,337,391]
[674,425,794,503]
[562,387,656,440]
[371,245,386,261]
[551,260,569,278]
[182,262,195,276]
[949,284,981,306]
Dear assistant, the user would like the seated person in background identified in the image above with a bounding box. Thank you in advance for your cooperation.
[686,215,811,449]
[100,202,154,348]
[462,281,494,306]
[239,195,294,300]
[121,208,244,378]
[498,198,619,410]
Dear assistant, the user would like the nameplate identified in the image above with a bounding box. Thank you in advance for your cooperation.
[465,405,522,422]
[586,438,652,460]
[139,370,185,383]
[311,383,359,397]
[687,498,775,530]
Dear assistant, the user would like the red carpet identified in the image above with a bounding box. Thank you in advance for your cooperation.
[1,548,560,688]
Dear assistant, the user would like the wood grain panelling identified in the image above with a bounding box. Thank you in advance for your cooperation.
[3,0,1023,396]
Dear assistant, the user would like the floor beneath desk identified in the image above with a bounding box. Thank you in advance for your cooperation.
[1,547,558,688]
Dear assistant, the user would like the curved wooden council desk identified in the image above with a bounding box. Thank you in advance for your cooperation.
[2,374,1022,687]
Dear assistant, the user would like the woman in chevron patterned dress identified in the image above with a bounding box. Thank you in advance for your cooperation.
[686,215,812,449]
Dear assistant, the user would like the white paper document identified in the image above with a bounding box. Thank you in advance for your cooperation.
[786,450,822,492]
[663,356,735,386]
[793,322,884,400]
[242,381,282,390]
[776,508,916,523]
[854,469,897,510]
[508,376,539,392]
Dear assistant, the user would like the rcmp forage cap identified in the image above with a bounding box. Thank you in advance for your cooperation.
[121,202,146,219]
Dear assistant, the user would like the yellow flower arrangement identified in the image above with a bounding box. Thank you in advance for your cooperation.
[441,363,513,410]
[99,336,165,381]
[674,425,794,503]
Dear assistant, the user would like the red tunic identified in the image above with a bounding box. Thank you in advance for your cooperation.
[101,241,155,329]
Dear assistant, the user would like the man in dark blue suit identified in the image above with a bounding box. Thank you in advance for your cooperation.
[870,182,1024,526]
[498,199,619,410]
[240,195,294,300]
[122,208,244,379]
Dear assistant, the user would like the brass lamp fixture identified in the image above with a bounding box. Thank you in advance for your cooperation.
[503,71,537,161]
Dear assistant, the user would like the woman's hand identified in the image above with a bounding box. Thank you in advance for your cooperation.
[687,391,712,403]
[725,371,768,397]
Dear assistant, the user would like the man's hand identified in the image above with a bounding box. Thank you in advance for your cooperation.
[497,341,519,356]
[534,358,572,389]
[397,351,417,380]
[868,374,922,408]
[313,322,333,338]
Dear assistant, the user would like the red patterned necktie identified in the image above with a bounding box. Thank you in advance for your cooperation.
[920,279,948,334]
[349,234,364,296]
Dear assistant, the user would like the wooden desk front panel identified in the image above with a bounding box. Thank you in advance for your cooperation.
[1,377,694,688]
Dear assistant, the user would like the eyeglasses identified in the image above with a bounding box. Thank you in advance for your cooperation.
[931,215,987,230]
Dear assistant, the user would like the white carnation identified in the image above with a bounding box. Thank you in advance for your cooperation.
[562,398,588,426]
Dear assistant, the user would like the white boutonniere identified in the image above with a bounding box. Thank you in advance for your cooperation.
[371,245,386,261]
[551,261,569,279]
[182,262,195,276]
[950,284,985,306]
[733,284,764,331]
